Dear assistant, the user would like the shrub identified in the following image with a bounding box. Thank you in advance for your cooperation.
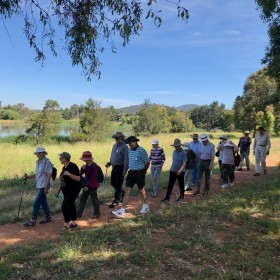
[70,132,88,142]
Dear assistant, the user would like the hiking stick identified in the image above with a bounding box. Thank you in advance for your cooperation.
[17,174,27,220]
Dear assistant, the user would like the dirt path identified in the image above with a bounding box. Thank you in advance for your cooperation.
[1,154,279,251]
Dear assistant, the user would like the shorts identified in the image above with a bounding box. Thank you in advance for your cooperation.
[125,169,146,189]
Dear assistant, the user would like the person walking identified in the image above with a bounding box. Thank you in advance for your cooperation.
[217,140,239,189]
[76,151,101,219]
[193,134,215,196]
[23,147,52,227]
[56,152,81,229]
[112,136,150,219]
[149,139,166,197]
[105,132,128,208]
[237,131,252,171]
[162,138,187,203]
[182,142,196,192]
[217,135,227,181]
[189,134,202,186]
[253,127,271,176]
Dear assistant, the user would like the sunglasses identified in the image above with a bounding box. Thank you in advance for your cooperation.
[59,157,64,160]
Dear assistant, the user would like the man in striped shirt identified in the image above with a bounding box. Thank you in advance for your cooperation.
[112,136,150,218]
[149,139,166,197]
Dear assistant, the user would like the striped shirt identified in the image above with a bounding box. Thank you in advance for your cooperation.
[149,147,166,166]
[128,146,149,171]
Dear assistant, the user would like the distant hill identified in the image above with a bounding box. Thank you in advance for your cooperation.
[117,103,200,114]
[176,104,200,111]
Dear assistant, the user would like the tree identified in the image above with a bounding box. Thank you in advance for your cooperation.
[170,111,193,133]
[1,0,188,80]
[43,99,61,111]
[80,98,110,141]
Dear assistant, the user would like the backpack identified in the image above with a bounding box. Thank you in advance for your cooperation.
[80,175,87,188]
[97,165,104,183]
[51,166,57,181]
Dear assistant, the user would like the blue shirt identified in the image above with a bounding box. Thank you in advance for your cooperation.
[198,141,215,161]
[110,142,129,172]
[128,146,149,171]
[170,149,187,172]
[189,141,202,155]
[35,157,53,189]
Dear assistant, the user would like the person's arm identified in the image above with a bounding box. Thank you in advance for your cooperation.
[24,174,35,179]
[253,136,257,155]
[209,145,216,170]
[63,164,81,181]
[267,133,271,154]
[161,149,166,165]
[123,145,129,175]
[44,173,52,194]
[217,141,224,151]
[145,161,150,172]
[177,161,186,176]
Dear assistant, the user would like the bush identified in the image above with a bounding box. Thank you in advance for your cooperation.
[70,132,88,142]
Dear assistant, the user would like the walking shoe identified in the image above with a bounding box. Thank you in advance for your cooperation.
[176,197,184,202]
[264,170,267,175]
[184,185,188,191]
[221,184,228,189]
[92,214,101,219]
[247,167,250,171]
[39,217,51,224]
[254,173,260,176]
[150,191,157,197]
[185,188,192,191]
[69,223,78,229]
[140,204,150,214]
[192,191,200,196]
[23,220,36,227]
[229,182,235,187]
[161,198,169,204]
[237,168,242,171]
[109,200,119,208]
[112,208,125,218]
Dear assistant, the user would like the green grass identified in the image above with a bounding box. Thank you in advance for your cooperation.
[0,168,279,279]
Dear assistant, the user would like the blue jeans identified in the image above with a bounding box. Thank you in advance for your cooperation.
[32,188,50,220]
[151,165,162,193]
[191,162,198,184]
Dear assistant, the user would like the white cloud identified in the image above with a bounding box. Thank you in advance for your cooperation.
[225,30,241,36]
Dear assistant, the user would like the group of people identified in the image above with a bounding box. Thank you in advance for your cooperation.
[23,127,271,227]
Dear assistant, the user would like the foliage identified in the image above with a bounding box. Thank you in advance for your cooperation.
[80,98,110,141]
[0,0,188,80]
[70,132,89,143]
[43,99,61,111]
[0,109,22,120]
[62,104,85,120]
[2,103,30,119]
[170,111,193,133]
[233,67,277,134]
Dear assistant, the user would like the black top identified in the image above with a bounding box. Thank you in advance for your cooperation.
[60,162,80,193]
[185,149,196,170]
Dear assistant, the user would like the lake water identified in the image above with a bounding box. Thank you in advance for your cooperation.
[0,124,80,138]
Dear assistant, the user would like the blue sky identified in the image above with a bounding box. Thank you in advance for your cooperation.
[0,0,268,110]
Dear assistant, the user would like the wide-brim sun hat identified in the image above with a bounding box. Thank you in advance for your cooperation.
[124,136,139,144]
[191,133,199,139]
[171,138,182,147]
[112,131,125,139]
[200,134,208,141]
[220,135,228,140]
[152,139,159,145]
[34,147,48,155]
[80,151,93,161]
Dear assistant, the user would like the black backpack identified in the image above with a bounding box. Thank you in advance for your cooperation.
[97,165,104,183]
[51,166,57,181]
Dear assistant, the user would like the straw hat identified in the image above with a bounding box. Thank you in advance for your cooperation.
[171,138,182,147]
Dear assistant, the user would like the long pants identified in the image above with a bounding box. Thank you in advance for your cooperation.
[32,188,51,220]
[222,164,235,184]
[165,171,185,200]
[77,188,100,217]
[239,151,250,169]
[255,146,267,173]
[111,165,125,201]
[218,160,222,178]
[61,188,80,223]
[184,169,193,189]
[151,165,162,193]
[191,162,198,184]
[196,160,211,193]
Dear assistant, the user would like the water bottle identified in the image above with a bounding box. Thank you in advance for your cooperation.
[56,193,63,200]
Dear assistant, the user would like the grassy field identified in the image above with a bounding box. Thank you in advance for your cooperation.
[0,133,279,225]
[0,167,279,279]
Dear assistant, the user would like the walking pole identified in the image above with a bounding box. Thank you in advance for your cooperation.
[17,174,27,220]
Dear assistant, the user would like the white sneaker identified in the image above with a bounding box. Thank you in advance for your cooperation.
[229,182,234,187]
[139,204,149,214]
[184,185,188,191]
[221,184,228,189]
[112,208,125,218]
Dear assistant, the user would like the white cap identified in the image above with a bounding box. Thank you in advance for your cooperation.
[182,142,190,150]
[34,147,48,155]
[152,139,159,145]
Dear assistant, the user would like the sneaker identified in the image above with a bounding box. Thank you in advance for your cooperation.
[161,198,169,204]
[112,208,125,218]
[192,191,200,196]
[39,217,51,224]
[254,173,260,176]
[69,223,78,229]
[184,185,188,191]
[92,214,101,219]
[109,200,119,208]
[186,188,192,191]
[264,170,267,175]
[176,197,184,202]
[140,204,150,214]
[221,184,228,189]
[237,168,242,171]
[229,182,234,187]
[23,220,36,227]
